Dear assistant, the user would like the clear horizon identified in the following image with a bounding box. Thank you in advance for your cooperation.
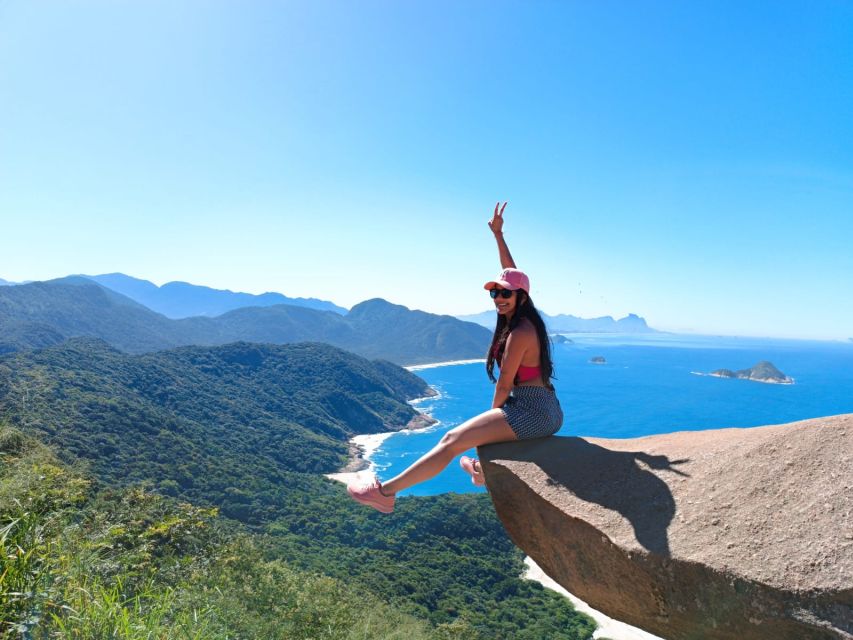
[2,2,851,340]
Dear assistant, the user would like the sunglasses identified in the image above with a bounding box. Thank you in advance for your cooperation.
[489,288,514,299]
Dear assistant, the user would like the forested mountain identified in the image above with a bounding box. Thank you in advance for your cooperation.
[0,279,490,364]
[343,298,490,362]
[0,338,429,522]
[0,277,207,354]
[0,340,596,638]
[85,272,348,317]
[0,427,485,639]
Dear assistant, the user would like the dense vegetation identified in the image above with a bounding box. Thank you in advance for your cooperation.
[0,279,490,364]
[0,425,594,639]
[265,485,596,639]
[0,339,429,522]
[0,426,472,639]
[0,338,597,637]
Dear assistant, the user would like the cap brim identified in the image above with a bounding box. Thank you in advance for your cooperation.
[483,279,516,290]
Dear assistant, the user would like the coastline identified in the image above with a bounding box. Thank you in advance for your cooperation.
[325,388,443,486]
[325,432,397,484]
[522,557,663,640]
[405,358,486,371]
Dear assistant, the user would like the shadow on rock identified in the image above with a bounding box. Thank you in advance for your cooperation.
[515,436,689,557]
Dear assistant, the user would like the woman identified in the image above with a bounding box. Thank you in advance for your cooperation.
[347,202,563,513]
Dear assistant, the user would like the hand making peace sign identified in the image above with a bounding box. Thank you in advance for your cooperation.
[488,201,508,235]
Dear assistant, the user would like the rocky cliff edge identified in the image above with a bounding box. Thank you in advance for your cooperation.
[479,414,853,640]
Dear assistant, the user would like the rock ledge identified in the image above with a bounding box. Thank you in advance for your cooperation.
[480,414,853,640]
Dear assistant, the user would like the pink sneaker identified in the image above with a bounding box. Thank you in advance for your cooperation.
[347,476,395,513]
[459,456,485,486]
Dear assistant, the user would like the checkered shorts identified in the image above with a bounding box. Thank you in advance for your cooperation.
[500,385,563,440]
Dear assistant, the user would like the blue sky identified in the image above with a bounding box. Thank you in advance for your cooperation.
[1,1,851,340]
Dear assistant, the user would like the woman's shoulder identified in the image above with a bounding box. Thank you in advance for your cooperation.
[509,318,538,339]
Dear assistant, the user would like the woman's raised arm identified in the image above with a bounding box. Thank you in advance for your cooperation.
[488,201,517,269]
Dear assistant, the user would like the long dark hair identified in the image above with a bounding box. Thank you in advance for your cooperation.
[486,291,555,389]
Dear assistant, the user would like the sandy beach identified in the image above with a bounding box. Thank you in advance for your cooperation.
[405,358,486,371]
[522,557,663,640]
[325,390,443,486]
[324,431,398,485]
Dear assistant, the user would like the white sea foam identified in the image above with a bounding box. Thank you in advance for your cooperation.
[409,388,444,405]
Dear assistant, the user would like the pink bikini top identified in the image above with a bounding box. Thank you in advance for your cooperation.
[515,364,542,383]
[492,343,542,383]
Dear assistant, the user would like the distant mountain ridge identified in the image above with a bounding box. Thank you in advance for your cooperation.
[0,278,491,364]
[83,272,348,317]
[457,310,657,333]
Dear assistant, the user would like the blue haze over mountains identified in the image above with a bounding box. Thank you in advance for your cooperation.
[84,273,348,317]
[0,277,491,365]
[456,311,657,334]
[83,272,659,335]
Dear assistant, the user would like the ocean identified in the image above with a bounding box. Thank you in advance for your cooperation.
[369,333,853,497]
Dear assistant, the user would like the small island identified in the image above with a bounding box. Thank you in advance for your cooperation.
[708,360,794,385]
[550,334,573,344]
[590,356,606,365]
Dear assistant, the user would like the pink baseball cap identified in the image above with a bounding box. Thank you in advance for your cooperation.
[483,268,530,293]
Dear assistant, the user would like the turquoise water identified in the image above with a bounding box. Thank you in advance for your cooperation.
[373,333,853,497]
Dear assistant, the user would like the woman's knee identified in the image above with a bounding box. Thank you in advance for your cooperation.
[438,410,516,452]
[438,428,464,452]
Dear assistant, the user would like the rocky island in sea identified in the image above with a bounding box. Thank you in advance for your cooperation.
[550,334,573,344]
[708,360,794,384]
[590,356,606,364]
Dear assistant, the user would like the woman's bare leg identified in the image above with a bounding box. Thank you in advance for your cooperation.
[380,408,518,495]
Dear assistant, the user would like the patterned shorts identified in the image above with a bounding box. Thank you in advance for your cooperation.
[500,385,563,440]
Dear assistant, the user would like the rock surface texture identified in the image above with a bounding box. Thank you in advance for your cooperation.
[480,414,853,640]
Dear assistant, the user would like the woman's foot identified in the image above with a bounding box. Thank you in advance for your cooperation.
[459,456,485,486]
[347,476,395,513]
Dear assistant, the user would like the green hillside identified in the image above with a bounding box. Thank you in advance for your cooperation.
[0,340,597,638]
[0,339,430,522]
[0,277,201,354]
[0,426,473,639]
[1,426,594,640]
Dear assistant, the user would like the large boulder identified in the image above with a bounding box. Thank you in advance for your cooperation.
[479,414,853,640]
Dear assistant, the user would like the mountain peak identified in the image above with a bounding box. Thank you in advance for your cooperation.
[347,298,407,315]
